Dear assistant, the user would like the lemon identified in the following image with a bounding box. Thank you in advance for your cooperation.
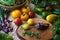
[11,10,21,19]
[46,14,57,23]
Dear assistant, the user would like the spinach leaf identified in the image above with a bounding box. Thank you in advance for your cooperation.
[0,0,15,6]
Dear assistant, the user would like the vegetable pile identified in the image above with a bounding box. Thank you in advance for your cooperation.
[29,0,60,7]
[28,0,60,40]
[11,7,35,26]
[53,16,60,40]
[0,7,13,34]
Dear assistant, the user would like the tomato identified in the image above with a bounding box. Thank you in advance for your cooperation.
[28,10,35,18]
[21,14,29,20]
[21,8,28,13]
[27,18,34,25]
[21,24,30,30]
[27,7,31,12]
[14,18,22,26]
[11,10,21,19]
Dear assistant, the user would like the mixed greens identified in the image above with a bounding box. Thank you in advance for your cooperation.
[0,0,25,6]
[0,7,13,33]
[0,32,13,40]
[29,0,60,7]
[30,0,60,40]
[0,7,10,22]
[53,16,60,40]
[22,31,40,39]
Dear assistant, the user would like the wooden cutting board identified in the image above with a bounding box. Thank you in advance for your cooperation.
[16,18,54,40]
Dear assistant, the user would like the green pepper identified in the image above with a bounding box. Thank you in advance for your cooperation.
[53,35,60,40]
[42,11,52,19]
[0,32,13,40]
[34,7,44,15]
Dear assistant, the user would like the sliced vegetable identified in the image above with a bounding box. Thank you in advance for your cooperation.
[22,31,27,36]
[28,31,34,37]
[35,33,40,39]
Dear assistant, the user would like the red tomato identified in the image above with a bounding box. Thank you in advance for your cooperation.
[14,18,22,26]
[28,10,35,18]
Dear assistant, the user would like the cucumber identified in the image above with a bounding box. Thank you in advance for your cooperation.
[0,32,13,40]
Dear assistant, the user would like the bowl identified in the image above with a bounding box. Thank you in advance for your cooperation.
[0,0,26,10]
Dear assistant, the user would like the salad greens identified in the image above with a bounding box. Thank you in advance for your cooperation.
[29,0,60,7]
[29,0,47,7]
[0,32,13,40]
[53,16,60,40]
[22,31,40,39]
[0,0,25,6]
[0,7,10,22]
[0,0,15,6]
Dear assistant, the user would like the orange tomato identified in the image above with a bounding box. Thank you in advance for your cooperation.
[21,14,29,20]
[11,10,21,19]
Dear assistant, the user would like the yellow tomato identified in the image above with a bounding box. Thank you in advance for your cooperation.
[27,7,31,12]
[27,18,34,25]
[46,14,57,23]
[11,10,21,19]
[22,8,28,13]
